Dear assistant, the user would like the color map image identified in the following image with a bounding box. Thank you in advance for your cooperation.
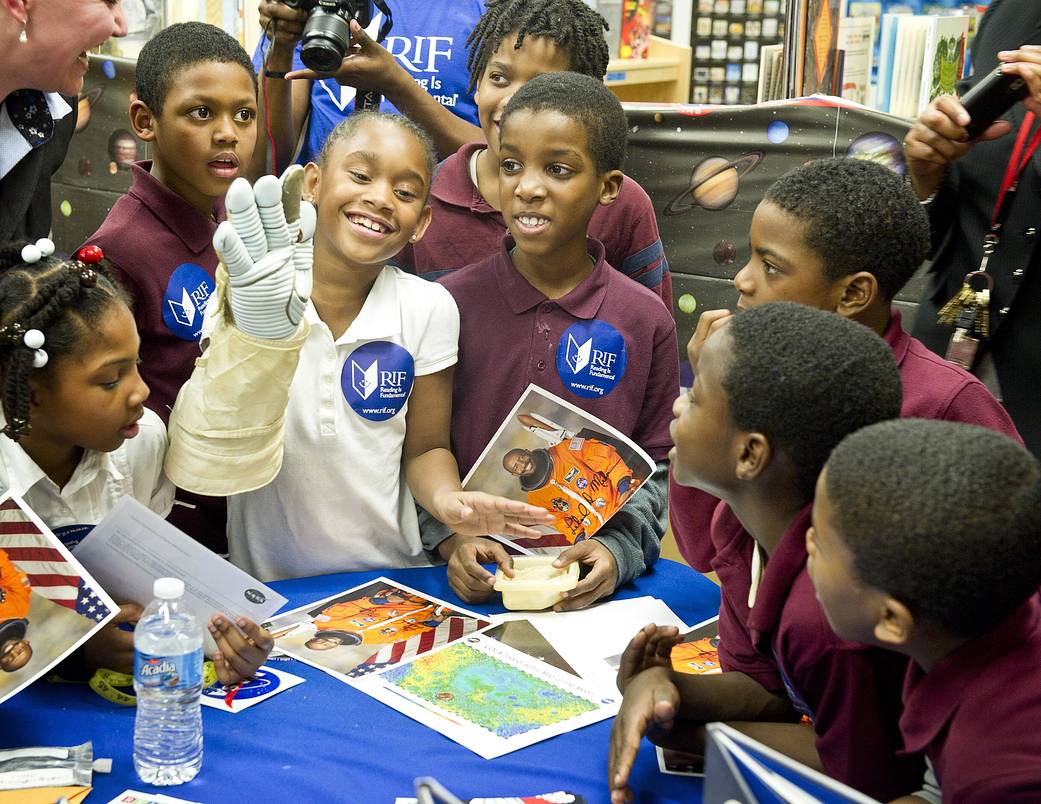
[381,642,598,739]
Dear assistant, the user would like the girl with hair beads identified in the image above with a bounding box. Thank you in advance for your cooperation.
[0,239,271,684]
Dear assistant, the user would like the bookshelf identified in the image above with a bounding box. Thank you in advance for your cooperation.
[605,36,693,103]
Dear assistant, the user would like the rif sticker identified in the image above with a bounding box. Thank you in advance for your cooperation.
[556,320,627,398]
[52,523,93,551]
[162,263,214,341]
[341,341,415,421]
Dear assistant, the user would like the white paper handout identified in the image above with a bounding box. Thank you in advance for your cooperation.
[354,632,618,759]
[199,663,305,713]
[0,493,118,705]
[263,577,491,684]
[73,496,287,652]
[462,384,656,554]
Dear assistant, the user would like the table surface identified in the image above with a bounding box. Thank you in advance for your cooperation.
[0,560,720,804]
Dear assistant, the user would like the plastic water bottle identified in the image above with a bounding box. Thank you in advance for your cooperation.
[133,577,204,785]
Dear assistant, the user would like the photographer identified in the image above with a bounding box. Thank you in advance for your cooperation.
[252,0,483,172]
[905,0,1041,456]
[0,0,127,241]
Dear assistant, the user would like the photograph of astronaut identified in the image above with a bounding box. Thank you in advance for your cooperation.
[463,385,655,553]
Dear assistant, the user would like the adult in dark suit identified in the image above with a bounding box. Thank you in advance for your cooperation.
[0,0,127,241]
[905,0,1041,457]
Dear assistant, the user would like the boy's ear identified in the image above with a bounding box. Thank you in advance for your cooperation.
[129,99,157,142]
[409,204,434,245]
[735,431,771,482]
[598,169,624,206]
[874,594,914,648]
[835,272,880,318]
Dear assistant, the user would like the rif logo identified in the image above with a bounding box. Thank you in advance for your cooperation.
[162,263,214,341]
[557,320,628,398]
[342,341,416,422]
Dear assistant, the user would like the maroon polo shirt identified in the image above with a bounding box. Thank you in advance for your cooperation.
[670,309,1022,574]
[900,597,1041,802]
[85,160,224,422]
[712,505,924,801]
[400,142,672,310]
[438,235,678,476]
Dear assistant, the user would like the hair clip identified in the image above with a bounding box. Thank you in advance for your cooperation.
[1,417,30,441]
[72,245,102,288]
[20,238,55,264]
[0,322,26,345]
[23,329,47,368]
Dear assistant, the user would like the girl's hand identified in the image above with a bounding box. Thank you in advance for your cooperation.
[209,614,274,687]
[439,534,515,603]
[84,602,142,675]
[431,490,554,540]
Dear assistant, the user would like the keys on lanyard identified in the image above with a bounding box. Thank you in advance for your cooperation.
[939,270,993,369]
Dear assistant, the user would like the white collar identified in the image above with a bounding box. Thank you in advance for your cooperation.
[0,427,124,498]
[0,92,72,179]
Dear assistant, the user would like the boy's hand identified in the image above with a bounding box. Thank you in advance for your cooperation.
[552,539,618,611]
[258,0,308,53]
[903,94,1012,200]
[84,602,142,675]
[616,623,682,693]
[215,166,316,340]
[440,534,515,603]
[430,490,555,541]
[998,46,1041,116]
[286,19,407,98]
[209,614,275,687]
[608,666,680,804]
[689,310,732,369]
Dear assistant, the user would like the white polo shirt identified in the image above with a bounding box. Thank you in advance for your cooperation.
[226,266,460,581]
[0,407,174,548]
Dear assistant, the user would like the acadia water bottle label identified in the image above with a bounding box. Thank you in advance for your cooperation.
[135,649,204,689]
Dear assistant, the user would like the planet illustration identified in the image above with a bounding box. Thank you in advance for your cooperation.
[713,240,737,265]
[60,200,72,217]
[846,132,905,176]
[767,119,790,144]
[102,60,116,79]
[78,157,92,176]
[75,85,105,133]
[677,293,697,314]
[664,152,764,216]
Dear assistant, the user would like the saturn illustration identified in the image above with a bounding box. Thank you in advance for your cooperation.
[664,152,764,216]
[75,85,105,133]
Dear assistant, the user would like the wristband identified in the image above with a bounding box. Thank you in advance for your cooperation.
[264,69,288,79]
[85,661,219,707]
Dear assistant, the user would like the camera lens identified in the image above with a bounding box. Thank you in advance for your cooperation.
[300,8,351,73]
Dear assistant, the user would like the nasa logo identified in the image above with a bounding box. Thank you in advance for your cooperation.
[244,589,266,605]
[556,321,627,398]
[162,263,214,341]
[341,341,416,422]
[576,478,589,490]
[202,667,281,701]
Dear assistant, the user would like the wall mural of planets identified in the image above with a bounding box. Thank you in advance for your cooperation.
[622,101,913,371]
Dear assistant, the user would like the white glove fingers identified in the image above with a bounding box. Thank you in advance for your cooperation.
[297,201,317,244]
[226,246,295,289]
[280,165,305,228]
[225,178,267,261]
[213,221,252,280]
[254,175,292,251]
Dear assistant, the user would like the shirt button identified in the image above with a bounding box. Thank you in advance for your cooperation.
[1024,227,1037,242]
[536,360,547,371]
[999,306,1010,316]
[1012,268,1024,280]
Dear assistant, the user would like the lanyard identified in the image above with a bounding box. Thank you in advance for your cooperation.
[981,113,1041,272]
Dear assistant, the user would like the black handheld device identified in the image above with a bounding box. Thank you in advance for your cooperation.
[960,67,1029,139]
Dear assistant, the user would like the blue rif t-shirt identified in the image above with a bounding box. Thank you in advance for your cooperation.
[253,0,485,165]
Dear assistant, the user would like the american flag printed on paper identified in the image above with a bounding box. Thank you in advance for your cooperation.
[0,497,112,622]
[346,615,490,679]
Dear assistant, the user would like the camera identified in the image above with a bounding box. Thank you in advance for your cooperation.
[282,0,373,74]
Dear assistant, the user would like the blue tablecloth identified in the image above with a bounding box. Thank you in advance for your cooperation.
[0,560,720,803]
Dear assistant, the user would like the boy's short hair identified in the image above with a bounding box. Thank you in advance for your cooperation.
[317,111,437,190]
[501,72,627,173]
[136,22,257,117]
[826,419,1041,638]
[724,302,902,497]
[763,158,929,301]
[465,0,610,92]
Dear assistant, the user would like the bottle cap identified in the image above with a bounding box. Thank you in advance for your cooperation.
[153,577,184,600]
